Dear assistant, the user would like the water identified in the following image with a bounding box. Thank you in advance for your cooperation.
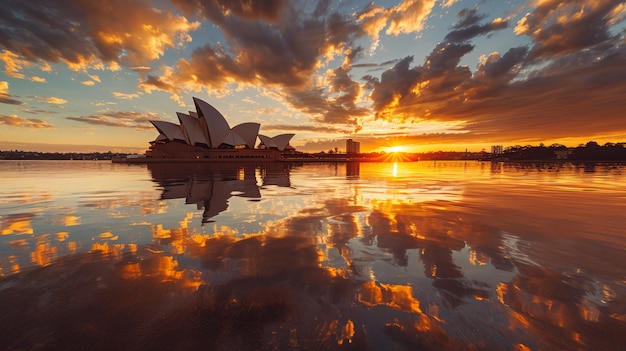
[1,160,625,350]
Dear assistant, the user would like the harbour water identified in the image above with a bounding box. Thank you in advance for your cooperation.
[1,160,625,350]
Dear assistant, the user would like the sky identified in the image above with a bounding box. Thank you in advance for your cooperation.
[0,0,625,154]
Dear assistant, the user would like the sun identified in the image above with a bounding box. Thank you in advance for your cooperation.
[386,145,405,153]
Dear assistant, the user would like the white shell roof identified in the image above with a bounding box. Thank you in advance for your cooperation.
[149,97,295,151]
[177,112,208,146]
[193,97,230,148]
[258,133,294,151]
[222,130,247,146]
[231,122,260,149]
[150,121,186,142]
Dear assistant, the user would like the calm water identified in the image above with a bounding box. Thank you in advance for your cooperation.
[1,160,625,350]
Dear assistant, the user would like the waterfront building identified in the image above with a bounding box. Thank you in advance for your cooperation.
[346,139,360,154]
[139,97,295,161]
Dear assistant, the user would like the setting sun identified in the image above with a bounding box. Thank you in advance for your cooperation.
[386,146,405,153]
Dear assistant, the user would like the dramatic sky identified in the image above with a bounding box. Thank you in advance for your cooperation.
[1,0,625,153]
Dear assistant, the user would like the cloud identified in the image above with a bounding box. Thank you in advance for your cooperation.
[66,110,161,130]
[0,81,25,105]
[17,109,58,114]
[39,96,67,105]
[112,91,140,100]
[262,123,348,134]
[283,66,369,125]
[515,0,621,59]
[138,74,181,94]
[0,50,27,78]
[364,56,421,115]
[92,101,117,107]
[172,0,287,21]
[0,114,53,128]
[355,0,437,53]
[0,0,200,71]
[30,76,46,83]
[464,46,528,100]
[81,81,95,86]
[0,96,26,105]
[362,2,626,144]
[445,16,508,42]
[357,0,437,39]
[142,0,369,126]
[442,0,459,9]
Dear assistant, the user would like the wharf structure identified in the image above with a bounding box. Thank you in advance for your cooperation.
[114,97,295,163]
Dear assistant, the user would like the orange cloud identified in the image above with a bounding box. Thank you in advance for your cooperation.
[112,91,140,100]
[39,96,67,105]
[0,114,53,129]
[0,1,200,71]
[0,50,27,78]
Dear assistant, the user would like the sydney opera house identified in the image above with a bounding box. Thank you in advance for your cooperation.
[135,97,295,161]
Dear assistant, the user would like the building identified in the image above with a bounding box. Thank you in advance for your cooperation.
[140,97,295,161]
[346,139,360,154]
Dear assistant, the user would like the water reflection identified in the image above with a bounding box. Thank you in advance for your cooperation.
[1,161,625,350]
[148,162,292,222]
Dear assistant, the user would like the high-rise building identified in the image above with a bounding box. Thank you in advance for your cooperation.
[346,139,360,154]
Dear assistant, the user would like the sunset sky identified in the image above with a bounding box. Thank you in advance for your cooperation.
[1,0,625,153]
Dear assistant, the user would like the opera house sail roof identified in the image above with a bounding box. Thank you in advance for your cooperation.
[139,97,295,161]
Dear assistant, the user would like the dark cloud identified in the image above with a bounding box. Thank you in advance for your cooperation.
[452,8,486,29]
[464,46,529,100]
[353,58,401,71]
[167,2,365,89]
[262,123,347,134]
[426,48,626,142]
[66,110,161,130]
[0,0,198,69]
[444,18,508,43]
[442,8,509,44]
[361,1,626,145]
[152,1,364,95]
[139,75,180,94]
[172,0,286,21]
[515,0,621,59]
[218,0,286,21]
[284,67,369,125]
[0,95,25,105]
[367,40,474,120]
[17,109,59,114]
[366,56,421,114]
[149,1,368,127]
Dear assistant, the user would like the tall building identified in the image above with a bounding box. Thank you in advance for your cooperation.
[346,139,360,154]
[491,145,503,154]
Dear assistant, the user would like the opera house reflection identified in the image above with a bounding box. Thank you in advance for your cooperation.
[1,160,625,350]
[148,162,292,223]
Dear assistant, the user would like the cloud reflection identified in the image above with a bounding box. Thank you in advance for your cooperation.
[1,162,626,349]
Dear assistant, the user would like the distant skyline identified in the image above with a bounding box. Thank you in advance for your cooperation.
[1,0,625,154]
